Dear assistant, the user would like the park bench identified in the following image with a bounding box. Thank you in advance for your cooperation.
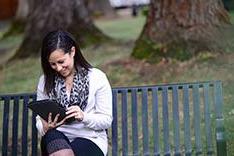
[0,81,227,155]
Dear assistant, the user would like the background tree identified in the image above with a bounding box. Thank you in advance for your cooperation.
[3,0,34,37]
[15,0,29,21]
[132,0,231,62]
[85,0,116,18]
[12,0,109,59]
[0,0,17,20]
[222,0,234,11]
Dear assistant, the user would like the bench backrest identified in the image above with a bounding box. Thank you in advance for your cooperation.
[0,81,227,155]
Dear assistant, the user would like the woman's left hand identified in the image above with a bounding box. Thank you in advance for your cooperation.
[66,105,84,122]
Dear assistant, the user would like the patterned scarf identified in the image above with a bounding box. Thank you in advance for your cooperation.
[49,67,89,111]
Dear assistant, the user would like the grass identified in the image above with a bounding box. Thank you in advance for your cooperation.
[0,58,41,93]
[0,9,234,155]
[229,11,234,23]
[95,14,146,41]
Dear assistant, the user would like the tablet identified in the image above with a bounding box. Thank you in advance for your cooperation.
[28,99,74,123]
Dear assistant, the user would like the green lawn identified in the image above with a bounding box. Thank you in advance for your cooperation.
[95,15,146,41]
[229,11,234,23]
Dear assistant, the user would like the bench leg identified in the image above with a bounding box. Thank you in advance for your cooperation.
[216,119,227,156]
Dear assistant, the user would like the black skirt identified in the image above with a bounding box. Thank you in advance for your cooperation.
[41,129,104,156]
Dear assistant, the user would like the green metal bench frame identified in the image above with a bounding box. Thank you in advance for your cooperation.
[0,81,227,155]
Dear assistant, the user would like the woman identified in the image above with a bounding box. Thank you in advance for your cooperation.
[36,30,113,156]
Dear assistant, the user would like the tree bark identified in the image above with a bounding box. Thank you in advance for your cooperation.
[12,0,109,59]
[132,0,231,62]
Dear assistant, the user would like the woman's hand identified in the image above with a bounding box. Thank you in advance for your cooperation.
[66,105,84,122]
[41,113,67,133]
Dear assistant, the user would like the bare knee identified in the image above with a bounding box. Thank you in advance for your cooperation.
[49,149,75,156]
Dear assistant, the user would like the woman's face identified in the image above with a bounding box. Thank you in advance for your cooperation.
[48,47,75,78]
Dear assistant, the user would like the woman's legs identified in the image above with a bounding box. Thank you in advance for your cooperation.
[41,129,74,156]
[41,129,104,156]
[70,137,104,156]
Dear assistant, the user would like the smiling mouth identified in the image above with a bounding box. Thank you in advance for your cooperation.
[60,70,67,75]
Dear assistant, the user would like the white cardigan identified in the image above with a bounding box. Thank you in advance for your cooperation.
[36,68,113,155]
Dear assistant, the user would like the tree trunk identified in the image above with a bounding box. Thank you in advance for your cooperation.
[132,0,230,62]
[85,0,116,18]
[3,0,38,37]
[12,0,109,59]
[16,0,37,16]
[15,0,29,20]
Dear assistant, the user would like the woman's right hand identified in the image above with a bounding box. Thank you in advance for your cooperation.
[41,113,67,133]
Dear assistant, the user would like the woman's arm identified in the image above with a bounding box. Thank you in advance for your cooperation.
[36,75,49,136]
[82,72,113,130]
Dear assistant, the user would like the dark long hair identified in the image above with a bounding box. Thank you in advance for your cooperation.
[41,30,92,95]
